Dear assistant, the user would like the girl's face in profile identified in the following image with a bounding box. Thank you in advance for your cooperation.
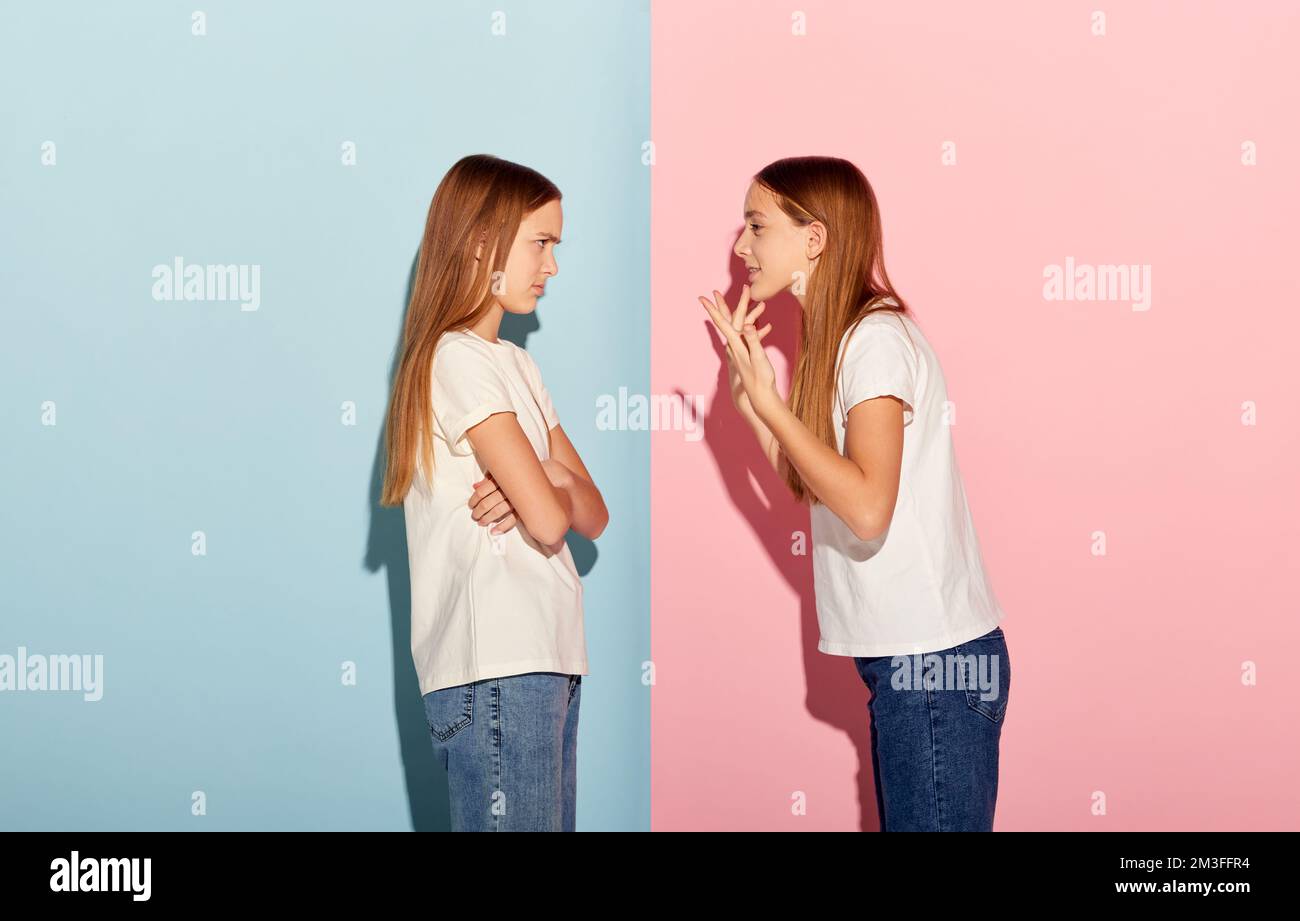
[732,181,811,303]
[495,199,562,314]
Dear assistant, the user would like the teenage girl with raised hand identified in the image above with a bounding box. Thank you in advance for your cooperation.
[381,154,608,832]
[699,156,1011,832]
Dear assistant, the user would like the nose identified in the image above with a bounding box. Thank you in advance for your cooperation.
[733,230,750,259]
[543,250,558,277]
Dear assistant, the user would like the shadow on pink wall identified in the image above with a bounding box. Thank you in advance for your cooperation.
[678,240,885,831]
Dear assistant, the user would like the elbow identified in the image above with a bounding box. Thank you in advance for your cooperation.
[532,515,570,547]
[849,507,891,543]
[586,505,610,541]
[524,501,570,547]
[529,485,576,546]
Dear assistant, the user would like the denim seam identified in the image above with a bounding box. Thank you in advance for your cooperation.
[491,678,502,832]
[925,681,944,832]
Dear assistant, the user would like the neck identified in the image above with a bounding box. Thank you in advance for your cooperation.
[468,303,505,343]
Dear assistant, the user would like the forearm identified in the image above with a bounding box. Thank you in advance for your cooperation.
[547,461,609,541]
[540,482,575,549]
[741,404,781,473]
[754,395,876,538]
[563,474,608,540]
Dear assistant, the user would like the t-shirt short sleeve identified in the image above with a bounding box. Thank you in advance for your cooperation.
[536,379,559,430]
[838,317,918,427]
[522,350,560,430]
[430,337,516,456]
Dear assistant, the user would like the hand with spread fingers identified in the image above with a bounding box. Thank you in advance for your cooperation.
[467,471,518,535]
[698,283,779,419]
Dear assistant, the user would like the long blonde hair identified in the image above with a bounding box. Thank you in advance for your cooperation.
[753,156,912,505]
[379,154,561,506]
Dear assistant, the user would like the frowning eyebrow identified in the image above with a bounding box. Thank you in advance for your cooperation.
[535,232,562,244]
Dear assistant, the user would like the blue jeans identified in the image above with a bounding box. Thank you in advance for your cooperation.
[422,671,581,831]
[853,626,1011,831]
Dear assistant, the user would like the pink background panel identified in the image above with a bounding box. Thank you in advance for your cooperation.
[651,0,1300,830]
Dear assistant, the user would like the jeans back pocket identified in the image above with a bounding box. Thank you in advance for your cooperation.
[954,629,1010,723]
[423,683,475,742]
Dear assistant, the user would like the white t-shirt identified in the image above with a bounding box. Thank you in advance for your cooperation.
[403,329,587,695]
[810,301,1006,656]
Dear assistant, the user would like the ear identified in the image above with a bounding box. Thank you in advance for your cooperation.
[805,220,827,261]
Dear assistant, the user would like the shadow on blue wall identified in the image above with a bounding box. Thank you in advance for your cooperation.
[362,249,597,831]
